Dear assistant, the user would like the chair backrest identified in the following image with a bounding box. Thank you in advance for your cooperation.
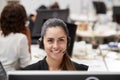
[93,1,107,14]
[65,22,77,57]
[112,6,120,24]
[0,62,7,80]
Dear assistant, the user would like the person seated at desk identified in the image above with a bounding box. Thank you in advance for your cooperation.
[0,3,31,71]
[28,12,36,36]
[23,18,88,71]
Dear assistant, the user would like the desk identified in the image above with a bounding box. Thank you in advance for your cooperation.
[72,42,107,71]
[104,58,120,72]
[99,44,120,72]
[70,14,97,23]
[76,30,120,43]
[76,30,118,38]
[31,45,46,64]
[71,58,107,71]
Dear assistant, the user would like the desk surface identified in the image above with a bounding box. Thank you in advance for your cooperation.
[70,14,97,22]
[76,30,119,38]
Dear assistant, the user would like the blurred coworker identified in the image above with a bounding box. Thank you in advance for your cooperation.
[0,3,31,71]
[37,5,47,10]
[50,2,60,9]
[28,12,36,35]
[23,18,88,70]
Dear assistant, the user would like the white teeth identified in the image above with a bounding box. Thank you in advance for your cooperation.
[53,52,59,54]
[53,51,60,54]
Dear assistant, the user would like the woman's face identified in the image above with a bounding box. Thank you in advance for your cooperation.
[43,26,67,61]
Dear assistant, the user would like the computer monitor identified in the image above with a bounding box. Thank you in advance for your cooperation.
[31,9,69,44]
[112,6,120,24]
[93,1,107,14]
[8,71,120,80]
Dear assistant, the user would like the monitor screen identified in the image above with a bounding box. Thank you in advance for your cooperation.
[8,71,120,80]
[93,1,106,14]
[31,9,69,44]
[112,6,120,24]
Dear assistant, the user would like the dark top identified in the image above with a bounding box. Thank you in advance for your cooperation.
[23,57,88,71]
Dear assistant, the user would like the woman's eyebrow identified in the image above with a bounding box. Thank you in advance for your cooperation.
[59,36,66,39]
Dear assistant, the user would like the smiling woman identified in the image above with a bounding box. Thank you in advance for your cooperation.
[23,18,88,71]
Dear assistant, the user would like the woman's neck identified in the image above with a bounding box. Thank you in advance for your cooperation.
[46,57,62,70]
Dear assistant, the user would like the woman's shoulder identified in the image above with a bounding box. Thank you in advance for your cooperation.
[14,33,27,38]
[13,33,28,43]
[22,59,45,70]
[73,62,89,71]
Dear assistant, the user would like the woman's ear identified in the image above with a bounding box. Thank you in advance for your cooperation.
[39,37,44,49]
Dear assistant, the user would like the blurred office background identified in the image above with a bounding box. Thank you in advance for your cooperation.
[1,0,120,15]
[1,0,120,72]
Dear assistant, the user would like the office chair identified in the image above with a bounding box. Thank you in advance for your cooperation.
[0,62,7,80]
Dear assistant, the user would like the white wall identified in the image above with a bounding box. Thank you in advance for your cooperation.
[20,0,96,16]
[0,0,7,13]
[20,0,82,15]
[20,0,50,15]
[0,0,117,15]
[0,0,93,16]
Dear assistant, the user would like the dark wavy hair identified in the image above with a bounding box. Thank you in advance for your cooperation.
[0,3,27,36]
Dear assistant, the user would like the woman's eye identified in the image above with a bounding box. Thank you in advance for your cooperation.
[48,39,53,43]
[59,39,64,42]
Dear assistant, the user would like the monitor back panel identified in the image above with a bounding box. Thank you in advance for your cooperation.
[8,71,120,80]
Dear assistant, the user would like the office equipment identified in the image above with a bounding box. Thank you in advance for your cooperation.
[112,6,120,24]
[8,71,120,80]
[0,62,7,80]
[93,1,107,14]
[31,9,69,44]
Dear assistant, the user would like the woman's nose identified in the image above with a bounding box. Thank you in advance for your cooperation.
[53,41,59,49]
